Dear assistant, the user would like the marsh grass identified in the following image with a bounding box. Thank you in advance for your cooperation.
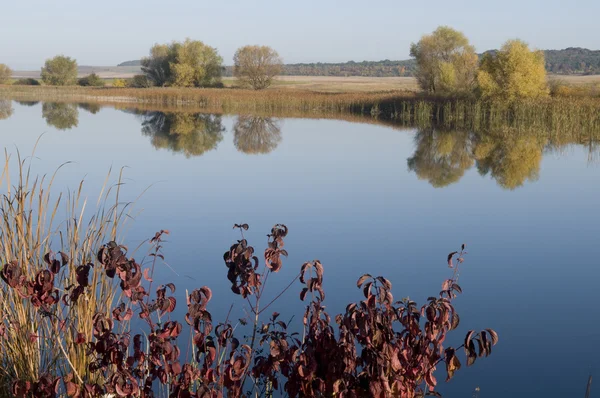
[0,143,136,394]
[2,85,600,134]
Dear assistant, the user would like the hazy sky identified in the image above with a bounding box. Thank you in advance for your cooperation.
[1,0,598,69]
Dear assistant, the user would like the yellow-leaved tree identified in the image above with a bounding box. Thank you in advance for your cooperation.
[0,64,12,84]
[410,26,478,95]
[141,39,223,87]
[477,39,549,102]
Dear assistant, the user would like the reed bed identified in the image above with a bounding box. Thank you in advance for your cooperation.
[0,146,135,394]
[2,85,600,137]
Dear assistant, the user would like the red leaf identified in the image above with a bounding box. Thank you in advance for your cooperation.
[143,268,153,282]
[300,288,308,301]
[486,328,499,345]
[447,252,458,268]
[66,381,78,396]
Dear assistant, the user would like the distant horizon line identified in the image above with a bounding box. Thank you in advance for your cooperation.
[8,46,600,71]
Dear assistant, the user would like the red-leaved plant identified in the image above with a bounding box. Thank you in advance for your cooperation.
[0,225,497,397]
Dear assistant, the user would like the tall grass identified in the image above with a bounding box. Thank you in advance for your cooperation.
[0,144,135,394]
[2,85,600,135]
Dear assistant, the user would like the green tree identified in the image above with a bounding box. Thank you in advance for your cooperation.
[139,111,225,157]
[130,74,152,88]
[233,116,282,154]
[0,64,12,84]
[13,78,40,86]
[141,39,223,87]
[477,40,549,102]
[141,44,173,86]
[0,100,13,120]
[78,73,105,87]
[41,56,78,86]
[42,103,79,130]
[233,46,283,90]
[410,26,478,95]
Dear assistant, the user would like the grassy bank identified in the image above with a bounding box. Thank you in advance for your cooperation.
[2,85,600,136]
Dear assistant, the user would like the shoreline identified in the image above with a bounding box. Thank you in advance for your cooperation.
[2,85,600,136]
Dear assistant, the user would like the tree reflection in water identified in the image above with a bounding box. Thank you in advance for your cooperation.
[15,100,39,107]
[407,129,473,188]
[78,103,102,114]
[407,127,547,190]
[42,102,79,130]
[233,115,282,154]
[473,132,545,190]
[140,112,225,158]
[0,100,13,120]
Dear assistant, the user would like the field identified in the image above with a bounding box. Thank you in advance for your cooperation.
[224,76,421,92]
[11,68,600,93]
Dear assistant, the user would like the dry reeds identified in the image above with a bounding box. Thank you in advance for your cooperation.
[0,143,135,394]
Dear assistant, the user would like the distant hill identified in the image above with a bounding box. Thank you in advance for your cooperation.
[119,48,600,77]
[544,47,600,74]
[118,60,142,67]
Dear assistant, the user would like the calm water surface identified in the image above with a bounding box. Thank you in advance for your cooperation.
[1,100,599,397]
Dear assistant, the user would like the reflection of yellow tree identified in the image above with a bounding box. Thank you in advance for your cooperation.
[0,100,13,120]
[42,102,79,130]
[78,103,102,114]
[233,116,282,154]
[140,112,225,158]
[473,133,545,190]
[407,129,473,187]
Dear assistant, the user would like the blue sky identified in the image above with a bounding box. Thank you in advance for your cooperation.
[1,0,597,69]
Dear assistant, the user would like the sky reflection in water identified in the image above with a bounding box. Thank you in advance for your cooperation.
[0,100,599,398]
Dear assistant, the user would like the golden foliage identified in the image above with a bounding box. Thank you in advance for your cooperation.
[410,26,478,95]
[142,39,223,88]
[0,64,12,84]
[477,40,549,102]
[112,78,128,88]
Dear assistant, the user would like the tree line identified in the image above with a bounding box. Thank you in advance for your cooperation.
[122,48,600,78]
[0,27,572,99]
[0,41,283,90]
[275,48,600,77]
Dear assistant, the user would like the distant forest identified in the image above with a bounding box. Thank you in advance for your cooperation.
[119,47,600,77]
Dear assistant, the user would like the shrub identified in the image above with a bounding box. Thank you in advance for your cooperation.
[78,73,105,87]
[13,78,41,86]
[112,78,128,88]
[1,217,498,397]
[129,74,152,88]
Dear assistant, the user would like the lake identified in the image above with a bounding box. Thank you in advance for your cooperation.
[1,99,599,397]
